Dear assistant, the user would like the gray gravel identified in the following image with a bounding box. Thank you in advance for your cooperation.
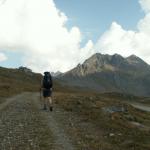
[0,93,76,150]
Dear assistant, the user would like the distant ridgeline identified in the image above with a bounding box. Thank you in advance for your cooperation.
[57,53,150,96]
[18,66,32,73]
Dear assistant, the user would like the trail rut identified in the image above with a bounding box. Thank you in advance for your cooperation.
[0,93,76,150]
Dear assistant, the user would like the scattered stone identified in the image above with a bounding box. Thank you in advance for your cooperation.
[89,97,93,100]
[109,133,115,137]
[124,114,136,121]
[118,133,122,136]
[76,100,82,105]
[102,106,127,113]
[0,93,54,149]
[129,121,150,131]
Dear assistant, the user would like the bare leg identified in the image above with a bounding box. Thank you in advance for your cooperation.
[48,97,52,105]
[43,97,47,110]
[48,96,53,111]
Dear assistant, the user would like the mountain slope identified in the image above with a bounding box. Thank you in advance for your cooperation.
[58,53,150,96]
[0,66,42,97]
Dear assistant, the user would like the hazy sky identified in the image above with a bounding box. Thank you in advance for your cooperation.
[0,0,149,73]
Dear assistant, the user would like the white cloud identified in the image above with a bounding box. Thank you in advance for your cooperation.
[95,22,136,56]
[0,0,94,72]
[0,52,7,62]
[95,0,150,64]
[1,0,150,72]
[139,0,150,13]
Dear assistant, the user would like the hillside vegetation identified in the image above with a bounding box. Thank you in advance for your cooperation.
[54,91,150,150]
[0,67,42,99]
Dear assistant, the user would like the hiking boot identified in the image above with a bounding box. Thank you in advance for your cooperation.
[43,104,47,110]
[49,106,53,111]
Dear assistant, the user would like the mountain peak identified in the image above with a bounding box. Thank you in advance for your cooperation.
[127,54,139,60]
[110,54,124,62]
[65,53,150,77]
[128,54,137,58]
[126,54,148,65]
[113,53,122,57]
[69,53,125,76]
[59,53,150,96]
[88,53,103,60]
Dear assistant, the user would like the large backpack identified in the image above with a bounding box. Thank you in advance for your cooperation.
[43,72,52,89]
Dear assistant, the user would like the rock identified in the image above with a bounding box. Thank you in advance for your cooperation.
[89,97,93,100]
[18,66,33,75]
[102,106,127,114]
[76,100,82,105]
[109,133,115,137]
[19,66,32,72]
[51,71,62,77]
[118,133,122,136]
[124,114,136,121]
[129,121,150,131]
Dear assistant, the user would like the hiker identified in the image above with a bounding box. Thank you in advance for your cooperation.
[41,71,53,111]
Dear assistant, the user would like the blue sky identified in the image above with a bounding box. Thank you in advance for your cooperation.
[0,0,149,72]
[0,51,22,68]
[55,0,144,43]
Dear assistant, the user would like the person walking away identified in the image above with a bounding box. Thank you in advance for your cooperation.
[42,71,53,111]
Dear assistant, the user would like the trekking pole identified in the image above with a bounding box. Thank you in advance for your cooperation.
[40,87,42,102]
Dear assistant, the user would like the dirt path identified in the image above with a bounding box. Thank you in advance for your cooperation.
[32,93,75,150]
[0,93,76,150]
[128,102,150,112]
[0,93,26,111]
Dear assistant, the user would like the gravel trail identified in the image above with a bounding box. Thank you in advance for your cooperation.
[0,93,76,150]
[128,102,150,112]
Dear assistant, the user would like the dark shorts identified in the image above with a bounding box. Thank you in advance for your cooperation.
[43,89,52,97]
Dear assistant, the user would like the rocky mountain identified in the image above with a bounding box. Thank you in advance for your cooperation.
[51,71,62,77]
[58,53,150,96]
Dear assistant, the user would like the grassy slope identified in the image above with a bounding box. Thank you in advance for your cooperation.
[0,67,42,99]
[55,87,150,150]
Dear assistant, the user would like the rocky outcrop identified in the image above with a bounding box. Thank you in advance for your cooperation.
[58,53,150,96]
[51,71,62,77]
[64,53,150,77]
[18,66,33,75]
